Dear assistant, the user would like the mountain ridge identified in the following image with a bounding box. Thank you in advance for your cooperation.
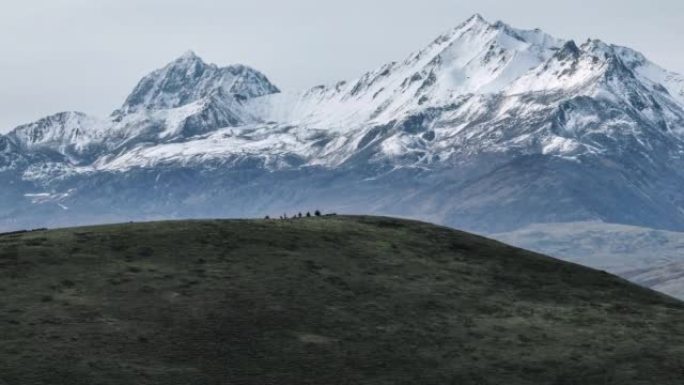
[2,14,684,235]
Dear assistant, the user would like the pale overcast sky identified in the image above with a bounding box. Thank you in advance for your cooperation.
[1,0,682,132]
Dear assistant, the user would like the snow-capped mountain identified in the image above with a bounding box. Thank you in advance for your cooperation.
[119,50,279,114]
[2,14,684,236]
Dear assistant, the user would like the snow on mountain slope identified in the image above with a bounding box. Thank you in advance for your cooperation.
[108,52,281,143]
[93,123,317,170]
[246,14,564,129]
[1,53,282,169]
[7,14,684,173]
[6,112,109,163]
[119,50,279,114]
[115,88,266,141]
[9,112,104,149]
[3,14,684,237]
[238,15,684,170]
[614,45,684,108]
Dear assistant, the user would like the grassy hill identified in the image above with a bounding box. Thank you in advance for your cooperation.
[0,216,683,385]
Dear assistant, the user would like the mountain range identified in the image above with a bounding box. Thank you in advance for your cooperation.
[3,14,684,271]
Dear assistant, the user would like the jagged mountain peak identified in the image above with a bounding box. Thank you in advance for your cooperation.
[390,16,564,87]
[434,14,489,38]
[466,13,487,23]
[162,50,208,74]
[433,14,562,51]
[9,111,93,140]
[580,39,620,59]
[555,40,581,60]
[457,13,490,30]
[159,50,206,69]
[265,15,568,128]
[119,52,279,114]
[506,39,630,95]
[5,111,108,159]
[292,15,565,104]
[177,49,201,61]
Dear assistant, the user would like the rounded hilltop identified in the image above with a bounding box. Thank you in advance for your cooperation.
[0,215,683,384]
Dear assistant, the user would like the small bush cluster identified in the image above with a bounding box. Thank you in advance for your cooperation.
[265,209,336,220]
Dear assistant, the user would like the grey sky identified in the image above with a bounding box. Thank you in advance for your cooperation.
[1,0,682,132]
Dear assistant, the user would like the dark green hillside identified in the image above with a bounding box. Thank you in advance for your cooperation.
[0,216,683,384]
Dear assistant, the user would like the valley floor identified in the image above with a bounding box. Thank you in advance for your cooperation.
[493,221,684,300]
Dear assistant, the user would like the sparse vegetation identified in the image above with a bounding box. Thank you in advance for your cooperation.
[0,216,682,384]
